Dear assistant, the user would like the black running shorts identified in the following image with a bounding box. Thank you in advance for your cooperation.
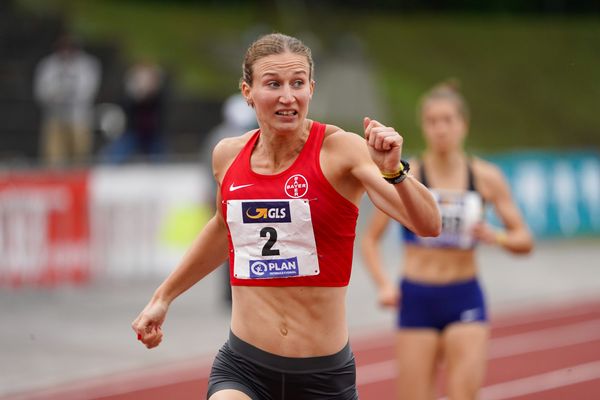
[207,331,359,400]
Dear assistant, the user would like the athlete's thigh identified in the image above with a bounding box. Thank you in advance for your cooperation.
[209,389,253,400]
[442,322,489,397]
[396,329,441,400]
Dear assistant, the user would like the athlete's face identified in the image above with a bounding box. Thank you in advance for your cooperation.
[242,52,314,134]
[421,99,467,154]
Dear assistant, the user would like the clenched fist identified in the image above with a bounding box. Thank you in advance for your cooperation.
[363,117,404,175]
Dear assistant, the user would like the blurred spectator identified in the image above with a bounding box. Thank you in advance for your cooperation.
[100,61,167,163]
[200,93,257,164]
[34,33,101,166]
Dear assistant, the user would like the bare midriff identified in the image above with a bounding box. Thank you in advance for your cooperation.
[231,285,348,357]
[402,245,477,284]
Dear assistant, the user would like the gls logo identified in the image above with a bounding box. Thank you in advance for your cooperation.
[242,201,291,224]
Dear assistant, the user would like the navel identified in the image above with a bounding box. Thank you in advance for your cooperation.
[279,324,289,336]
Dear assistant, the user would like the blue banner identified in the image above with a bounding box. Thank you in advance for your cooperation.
[485,151,600,238]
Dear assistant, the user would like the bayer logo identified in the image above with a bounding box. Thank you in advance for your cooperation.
[284,174,308,198]
[250,261,268,276]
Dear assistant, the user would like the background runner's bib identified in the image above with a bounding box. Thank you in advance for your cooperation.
[226,199,319,279]
[412,190,483,249]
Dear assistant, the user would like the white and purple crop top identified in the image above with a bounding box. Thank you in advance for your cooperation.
[402,161,484,250]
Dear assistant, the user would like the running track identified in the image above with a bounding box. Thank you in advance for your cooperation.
[5,300,600,400]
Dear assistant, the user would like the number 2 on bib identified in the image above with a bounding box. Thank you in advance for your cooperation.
[260,227,280,256]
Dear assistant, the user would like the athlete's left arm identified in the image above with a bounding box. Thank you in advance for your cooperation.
[472,159,534,254]
[350,118,441,237]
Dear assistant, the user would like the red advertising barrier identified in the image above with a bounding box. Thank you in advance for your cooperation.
[0,170,90,287]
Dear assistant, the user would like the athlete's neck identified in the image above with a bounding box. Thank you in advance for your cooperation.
[424,149,466,170]
[254,120,311,172]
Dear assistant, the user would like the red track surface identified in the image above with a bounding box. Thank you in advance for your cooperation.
[7,300,600,400]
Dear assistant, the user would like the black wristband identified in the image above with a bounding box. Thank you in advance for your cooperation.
[383,172,408,184]
[383,160,410,184]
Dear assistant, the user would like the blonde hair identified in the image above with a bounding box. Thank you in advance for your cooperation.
[240,33,314,89]
[418,79,470,123]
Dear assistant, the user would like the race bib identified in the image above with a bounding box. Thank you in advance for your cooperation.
[417,190,483,249]
[226,199,319,279]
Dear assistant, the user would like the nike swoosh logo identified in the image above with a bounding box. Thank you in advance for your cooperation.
[229,183,254,192]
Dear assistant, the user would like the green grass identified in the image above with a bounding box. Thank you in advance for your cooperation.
[17,1,600,152]
[354,15,600,152]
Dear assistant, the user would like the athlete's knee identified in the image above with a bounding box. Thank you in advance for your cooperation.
[446,371,482,400]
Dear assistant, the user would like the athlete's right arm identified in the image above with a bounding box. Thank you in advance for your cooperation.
[360,208,398,308]
[132,196,230,347]
[132,136,246,349]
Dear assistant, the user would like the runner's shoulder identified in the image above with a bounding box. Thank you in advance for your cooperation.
[213,129,257,176]
[322,123,366,149]
[214,130,256,162]
[472,157,504,183]
[471,156,509,197]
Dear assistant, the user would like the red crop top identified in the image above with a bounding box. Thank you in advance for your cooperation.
[221,121,358,287]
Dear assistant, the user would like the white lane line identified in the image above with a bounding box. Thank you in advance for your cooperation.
[491,302,600,329]
[0,360,214,400]
[490,319,600,359]
[8,317,600,399]
[357,319,600,386]
[357,360,396,385]
[438,360,600,400]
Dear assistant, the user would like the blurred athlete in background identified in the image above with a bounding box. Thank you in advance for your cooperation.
[361,81,533,400]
